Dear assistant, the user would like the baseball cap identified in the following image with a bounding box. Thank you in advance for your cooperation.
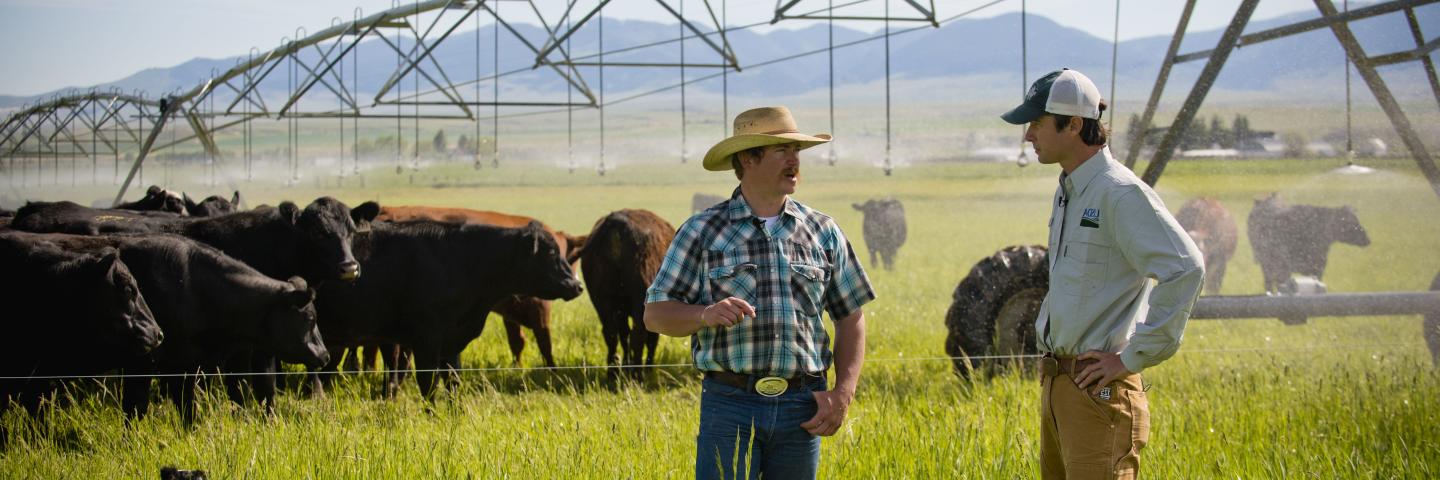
[1001,68,1103,125]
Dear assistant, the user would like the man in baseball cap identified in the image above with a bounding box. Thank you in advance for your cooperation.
[646,106,875,479]
[1004,69,1205,479]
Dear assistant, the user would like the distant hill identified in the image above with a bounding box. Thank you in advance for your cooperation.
[2,3,1435,109]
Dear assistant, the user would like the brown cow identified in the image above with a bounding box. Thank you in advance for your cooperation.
[579,209,675,379]
[1248,193,1370,294]
[360,205,586,369]
[1175,197,1238,295]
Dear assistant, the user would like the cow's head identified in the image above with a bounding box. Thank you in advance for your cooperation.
[184,192,239,217]
[129,185,188,216]
[265,276,329,368]
[85,248,163,356]
[514,221,583,301]
[559,231,588,269]
[288,198,378,283]
[1332,205,1371,247]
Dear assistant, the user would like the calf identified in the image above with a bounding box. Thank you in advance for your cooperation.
[0,233,162,412]
[1175,197,1238,295]
[852,198,907,271]
[1248,193,1370,294]
[368,205,586,368]
[314,219,582,400]
[114,185,188,216]
[579,209,675,378]
[33,232,327,420]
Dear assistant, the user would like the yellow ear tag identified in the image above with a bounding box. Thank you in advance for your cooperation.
[755,376,788,397]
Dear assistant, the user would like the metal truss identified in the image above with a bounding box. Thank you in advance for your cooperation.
[0,91,162,174]
[1125,0,1440,202]
[771,0,937,26]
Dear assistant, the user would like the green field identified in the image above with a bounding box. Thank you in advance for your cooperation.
[2,156,1439,478]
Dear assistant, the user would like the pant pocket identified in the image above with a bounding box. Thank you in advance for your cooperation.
[1128,389,1150,451]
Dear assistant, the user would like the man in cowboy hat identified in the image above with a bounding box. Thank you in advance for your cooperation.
[646,106,875,479]
[1003,68,1204,479]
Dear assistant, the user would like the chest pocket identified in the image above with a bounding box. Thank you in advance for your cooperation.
[786,241,831,317]
[789,264,829,317]
[708,262,759,305]
[1056,229,1112,297]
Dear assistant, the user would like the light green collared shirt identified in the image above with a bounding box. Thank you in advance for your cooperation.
[1037,147,1205,373]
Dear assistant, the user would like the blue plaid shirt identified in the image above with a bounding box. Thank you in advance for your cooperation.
[646,187,876,377]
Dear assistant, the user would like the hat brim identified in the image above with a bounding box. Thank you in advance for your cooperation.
[702,132,832,171]
[1001,102,1045,125]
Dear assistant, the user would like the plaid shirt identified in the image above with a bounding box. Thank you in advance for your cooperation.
[646,187,875,377]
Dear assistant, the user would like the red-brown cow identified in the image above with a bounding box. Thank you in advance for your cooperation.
[1175,197,1238,295]
[579,209,675,379]
[348,205,586,370]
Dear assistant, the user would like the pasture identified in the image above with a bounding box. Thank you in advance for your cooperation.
[2,156,1438,478]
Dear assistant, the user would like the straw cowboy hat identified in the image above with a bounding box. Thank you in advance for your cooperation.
[702,106,831,171]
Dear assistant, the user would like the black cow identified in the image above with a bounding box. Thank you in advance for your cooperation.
[12,197,374,405]
[314,216,582,400]
[852,198,907,271]
[578,209,675,379]
[31,232,327,419]
[183,191,242,217]
[1248,193,1371,294]
[0,233,162,413]
[12,197,372,283]
[114,185,188,216]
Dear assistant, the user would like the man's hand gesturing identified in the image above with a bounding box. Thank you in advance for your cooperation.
[700,297,756,328]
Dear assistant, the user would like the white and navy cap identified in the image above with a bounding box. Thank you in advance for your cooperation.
[1001,68,1103,124]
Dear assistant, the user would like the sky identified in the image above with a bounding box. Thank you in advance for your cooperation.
[0,0,1329,96]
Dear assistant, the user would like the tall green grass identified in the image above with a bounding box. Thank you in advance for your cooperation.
[3,157,1438,478]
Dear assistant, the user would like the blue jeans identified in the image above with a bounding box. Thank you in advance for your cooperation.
[695,376,824,480]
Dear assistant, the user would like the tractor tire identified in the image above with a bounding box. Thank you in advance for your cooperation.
[944,245,1049,379]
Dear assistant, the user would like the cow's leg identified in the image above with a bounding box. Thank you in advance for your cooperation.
[882,248,896,271]
[502,318,526,367]
[223,352,253,407]
[340,346,360,373]
[250,356,278,415]
[1206,258,1228,295]
[411,344,443,401]
[122,361,153,419]
[869,249,878,269]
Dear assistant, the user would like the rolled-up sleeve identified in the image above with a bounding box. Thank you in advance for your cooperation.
[1111,187,1205,373]
[646,218,707,305]
[822,225,876,321]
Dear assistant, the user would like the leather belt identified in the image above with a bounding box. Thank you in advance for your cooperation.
[1039,354,1099,378]
[705,371,825,397]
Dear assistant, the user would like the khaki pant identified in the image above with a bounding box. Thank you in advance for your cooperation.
[1040,367,1150,479]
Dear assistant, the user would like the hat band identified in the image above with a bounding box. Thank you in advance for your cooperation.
[760,128,799,135]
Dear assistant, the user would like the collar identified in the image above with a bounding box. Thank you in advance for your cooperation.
[1059,147,1113,200]
[725,186,804,222]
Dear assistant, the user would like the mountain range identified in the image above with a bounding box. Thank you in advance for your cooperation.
[3,3,1436,110]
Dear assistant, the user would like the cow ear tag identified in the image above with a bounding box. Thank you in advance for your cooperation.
[355,221,371,234]
[755,377,788,397]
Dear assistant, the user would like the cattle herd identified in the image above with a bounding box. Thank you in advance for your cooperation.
[0,184,1379,417]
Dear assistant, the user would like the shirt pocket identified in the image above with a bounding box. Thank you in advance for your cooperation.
[788,264,830,317]
[1056,233,1112,297]
[707,262,759,305]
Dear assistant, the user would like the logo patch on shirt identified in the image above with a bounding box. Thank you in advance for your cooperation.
[1080,208,1101,228]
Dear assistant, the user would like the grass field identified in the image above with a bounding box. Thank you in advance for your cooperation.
[2,155,1439,478]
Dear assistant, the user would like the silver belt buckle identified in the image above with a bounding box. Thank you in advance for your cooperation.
[754,376,788,397]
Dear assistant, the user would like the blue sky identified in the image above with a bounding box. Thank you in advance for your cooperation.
[0,0,1325,96]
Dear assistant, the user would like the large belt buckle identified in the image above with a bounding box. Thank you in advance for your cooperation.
[1040,357,1058,378]
[754,376,788,397]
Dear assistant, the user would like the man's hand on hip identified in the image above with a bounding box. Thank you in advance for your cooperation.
[1073,350,1132,394]
[800,389,852,437]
